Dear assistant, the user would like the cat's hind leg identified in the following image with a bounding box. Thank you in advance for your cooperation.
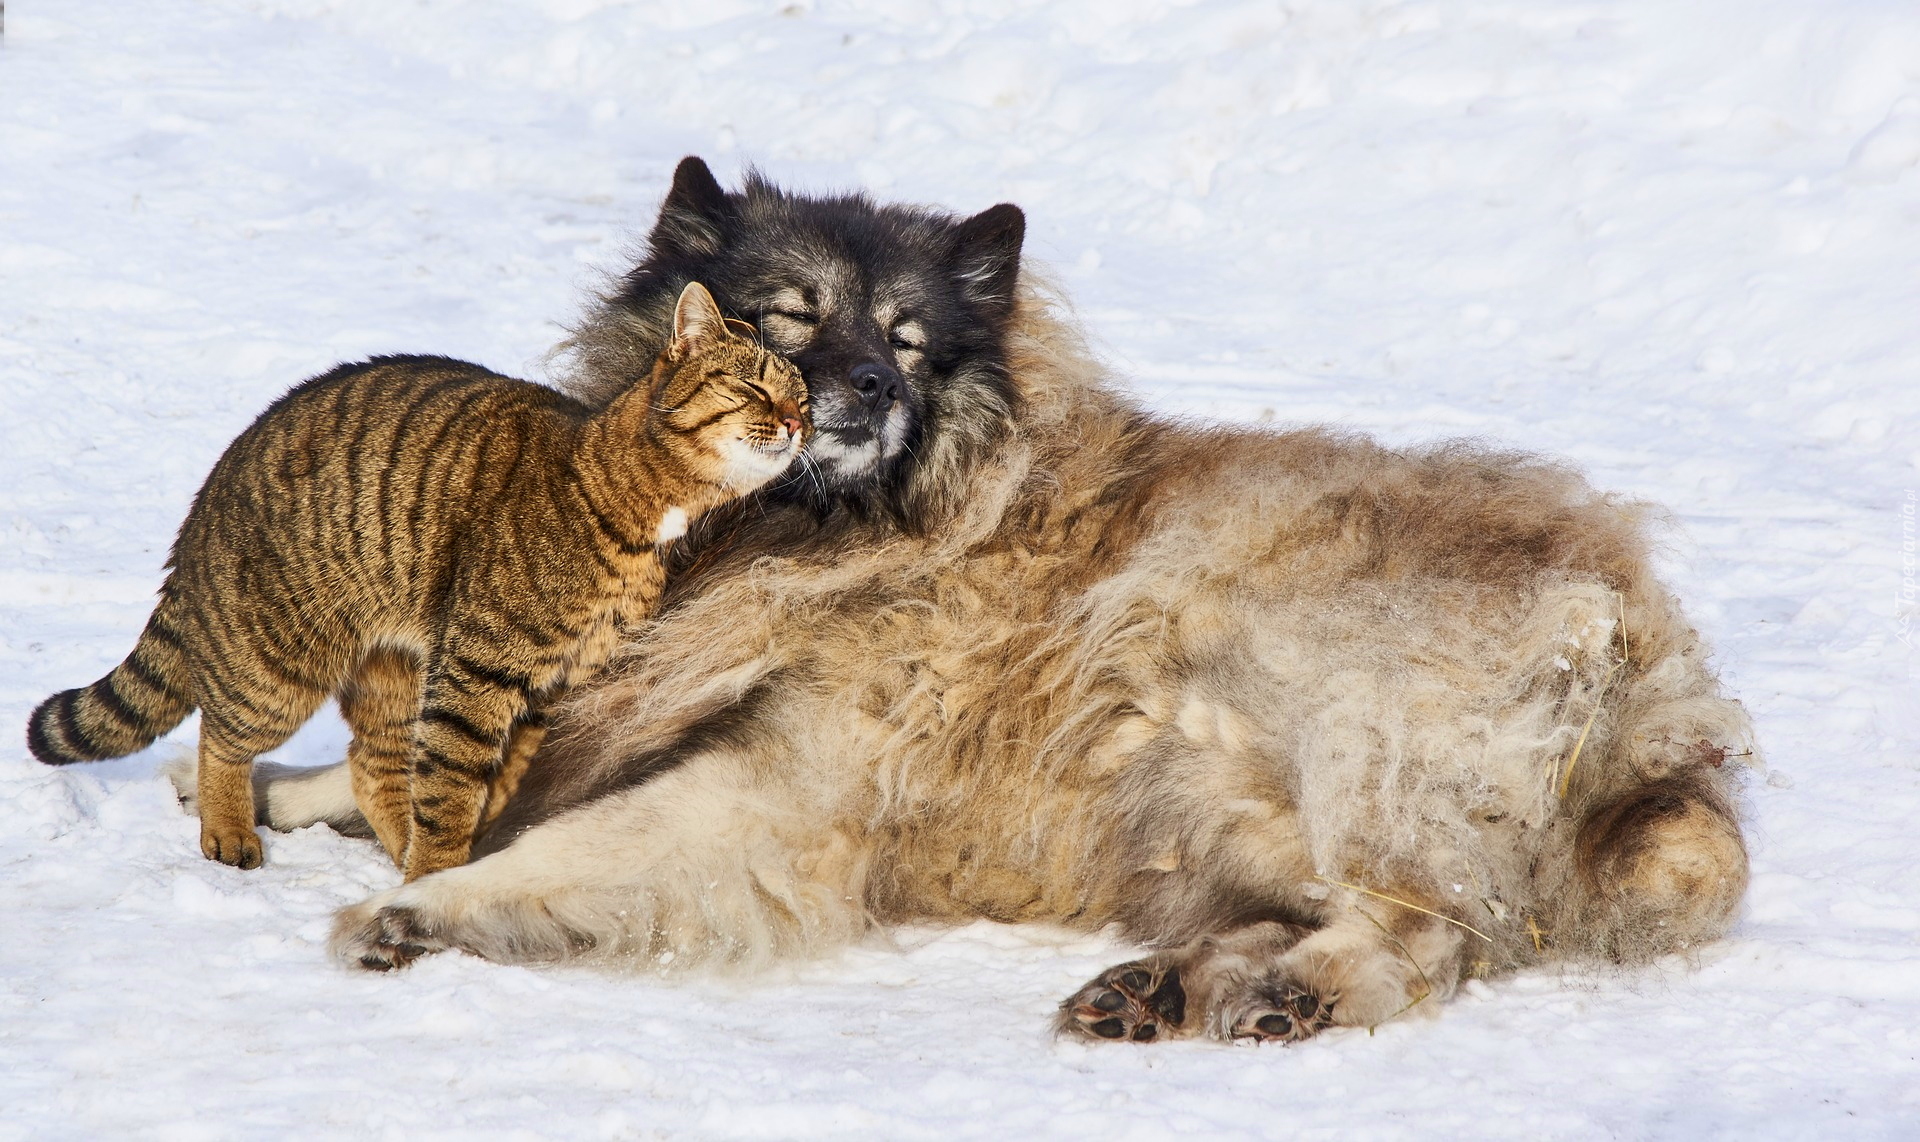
[193,685,329,869]
[1569,770,1747,962]
[338,645,425,866]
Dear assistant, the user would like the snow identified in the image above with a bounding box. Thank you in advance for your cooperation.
[3,0,1918,1136]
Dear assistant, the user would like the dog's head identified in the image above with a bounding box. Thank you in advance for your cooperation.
[576,158,1025,524]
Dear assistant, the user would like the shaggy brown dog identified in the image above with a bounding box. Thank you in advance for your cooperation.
[249,166,1751,1043]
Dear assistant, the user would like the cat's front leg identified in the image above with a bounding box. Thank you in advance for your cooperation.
[403,642,530,880]
[481,701,550,831]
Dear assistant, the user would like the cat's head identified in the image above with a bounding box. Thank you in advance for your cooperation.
[651,281,811,494]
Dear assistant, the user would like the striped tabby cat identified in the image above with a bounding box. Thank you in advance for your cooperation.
[27,282,808,879]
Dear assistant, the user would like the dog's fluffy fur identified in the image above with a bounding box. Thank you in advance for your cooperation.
[250,164,1752,1043]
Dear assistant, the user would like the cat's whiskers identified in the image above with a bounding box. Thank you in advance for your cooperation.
[797,451,828,498]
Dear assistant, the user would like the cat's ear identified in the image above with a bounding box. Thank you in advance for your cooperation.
[722,317,759,341]
[950,203,1025,320]
[670,282,728,359]
[649,157,734,260]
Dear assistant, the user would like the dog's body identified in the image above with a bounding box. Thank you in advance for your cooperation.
[259,161,1752,1042]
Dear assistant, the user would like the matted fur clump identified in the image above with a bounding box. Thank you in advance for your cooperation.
[288,162,1752,1044]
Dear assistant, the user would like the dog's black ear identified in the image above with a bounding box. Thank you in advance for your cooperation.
[950,203,1025,319]
[650,157,733,259]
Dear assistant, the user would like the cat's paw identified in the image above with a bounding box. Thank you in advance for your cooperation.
[331,897,445,972]
[200,823,263,870]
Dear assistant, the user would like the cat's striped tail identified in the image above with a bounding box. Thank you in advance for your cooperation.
[28,596,195,764]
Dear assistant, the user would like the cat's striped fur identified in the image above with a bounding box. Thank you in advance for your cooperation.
[28,282,808,879]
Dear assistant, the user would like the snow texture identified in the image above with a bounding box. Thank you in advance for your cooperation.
[3,0,1918,1137]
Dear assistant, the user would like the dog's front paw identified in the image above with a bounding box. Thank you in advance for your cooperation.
[331,897,445,972]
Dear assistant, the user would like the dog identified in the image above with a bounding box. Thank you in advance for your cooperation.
[236,158,1753,1043]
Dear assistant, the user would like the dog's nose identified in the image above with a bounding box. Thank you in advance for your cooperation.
[847,361,902,411]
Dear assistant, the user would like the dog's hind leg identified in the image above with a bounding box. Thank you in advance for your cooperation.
[164,756,374,839]
[1567,770,1748,962]
[1056,921,1309,1043]
[1058,889,1469,1044]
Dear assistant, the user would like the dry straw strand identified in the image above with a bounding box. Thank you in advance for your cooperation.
[1352,904,1434,1034]
[1315,876,1494,943]
[1555,593,1631,800]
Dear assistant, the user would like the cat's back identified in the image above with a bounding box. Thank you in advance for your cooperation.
[207,353,577,477]
[183,355,585,561]
[239,355,580,444]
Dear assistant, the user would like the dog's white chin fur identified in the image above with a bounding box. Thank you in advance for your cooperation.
[807,404,910,481]
[803,431,878,480]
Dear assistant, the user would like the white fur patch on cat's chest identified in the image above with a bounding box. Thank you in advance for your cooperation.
[655,506,689,545]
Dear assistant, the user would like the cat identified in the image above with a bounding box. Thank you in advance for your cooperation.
[27,281,809,880]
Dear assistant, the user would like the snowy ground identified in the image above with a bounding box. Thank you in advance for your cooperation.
[3,0,1918,1137]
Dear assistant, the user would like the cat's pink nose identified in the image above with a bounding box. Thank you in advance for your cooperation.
[781,417,803,439]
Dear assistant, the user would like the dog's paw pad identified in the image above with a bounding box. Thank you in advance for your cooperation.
[1228,987,1331,1044]
[1058,961,1186,1043]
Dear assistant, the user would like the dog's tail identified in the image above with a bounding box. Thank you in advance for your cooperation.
[28,595,195,764]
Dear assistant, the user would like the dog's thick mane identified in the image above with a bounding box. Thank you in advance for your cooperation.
[496,274,1136,835]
